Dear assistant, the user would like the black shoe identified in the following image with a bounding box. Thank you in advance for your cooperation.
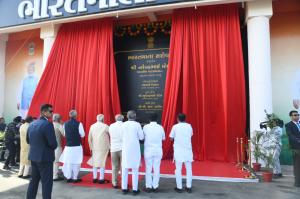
[143,187,152,193]
[174,187,183,193]
[152,188,159,193]
[73,179,82,183]
[53,176,64,181]
[112,185,119,189]
[10,163,19,167]
[0,158,5,162]
[185,187,192,193]
[66,179,73,183]
[132,189,140,196]
[18,175,23,178]
[122,189,129,194]
[273,174,281,179]
[98,179,110,184]
[93,179,97,183]
[3,165,10,170]
[22,175,31,179]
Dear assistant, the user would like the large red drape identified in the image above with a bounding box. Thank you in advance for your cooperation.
[28,19,121,154]
[162,4,246,162]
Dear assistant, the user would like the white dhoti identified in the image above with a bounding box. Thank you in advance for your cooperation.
[59,146,83,180]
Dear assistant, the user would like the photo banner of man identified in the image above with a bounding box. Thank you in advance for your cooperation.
[17,62,39,119]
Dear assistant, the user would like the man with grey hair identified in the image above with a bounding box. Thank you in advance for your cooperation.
[52,114,64,181]
[121,110,144,195]
[108,114,124,188]
[59,110,85,183]
[87,114,110,184]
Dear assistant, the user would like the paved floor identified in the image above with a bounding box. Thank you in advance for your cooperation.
[0,162,300,199]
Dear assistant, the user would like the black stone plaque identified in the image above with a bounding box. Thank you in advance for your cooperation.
[114,32,170,124]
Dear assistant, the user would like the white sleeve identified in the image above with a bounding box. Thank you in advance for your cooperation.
[108,125,112,136]
[169,126,175,138]
[138,123,144,140]
[278,127,283,137]
[79,123,85,138]
[60,124,65,137]
[161,126,166,140]
[142,125,147,137]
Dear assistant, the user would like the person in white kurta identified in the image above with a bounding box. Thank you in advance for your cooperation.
[53,114,65,181]
[108,114,124,188]
[87,114,110,183]
[143,113,165,192]
[18,116,33,178]
[59,110,85,183]
[121,110,144,195]
[169,113,193,193]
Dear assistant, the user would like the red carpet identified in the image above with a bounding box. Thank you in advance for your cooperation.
[65,156,251,188]
[76,156,249,178]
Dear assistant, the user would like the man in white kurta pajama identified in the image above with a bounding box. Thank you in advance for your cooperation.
[170,113,193,193]
[87,114,110,183]
[60,110,85,183]
[143,113,165,192]
[121,110,144,195]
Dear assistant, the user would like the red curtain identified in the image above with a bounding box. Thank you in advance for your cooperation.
[162,4,246,162]
[28,19,121,155]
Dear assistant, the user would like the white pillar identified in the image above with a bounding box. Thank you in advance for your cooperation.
[0,34,8,117]
[40,24,60,69]
[246,0,273,133]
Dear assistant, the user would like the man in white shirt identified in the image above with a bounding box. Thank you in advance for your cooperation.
[170,113,193,193]
[59,110,85,183]
[121,110,144,195]
[108,114,124,188]
[143,113,165,193]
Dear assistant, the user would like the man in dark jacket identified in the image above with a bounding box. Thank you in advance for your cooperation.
[285,110,300,187]
[26,104,57,199]
[3,116,22,169]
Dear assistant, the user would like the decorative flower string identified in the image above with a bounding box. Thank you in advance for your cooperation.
[114,21,172,37]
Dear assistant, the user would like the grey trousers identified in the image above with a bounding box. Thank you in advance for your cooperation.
[111,150,122,186]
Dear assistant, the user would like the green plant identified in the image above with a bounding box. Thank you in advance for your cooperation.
[262,151,275,170]
[251,130,264,163]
